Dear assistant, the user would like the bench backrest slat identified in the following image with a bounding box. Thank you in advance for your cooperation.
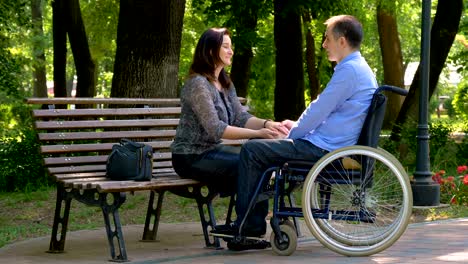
[32,107,182,118]
[43,152,172,166]
[35,119,180,130]
[38,130,177,141]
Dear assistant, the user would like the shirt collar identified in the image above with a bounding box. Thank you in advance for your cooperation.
[336,51,361,68]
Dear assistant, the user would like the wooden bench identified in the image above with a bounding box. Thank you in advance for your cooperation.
[27,97,245,262]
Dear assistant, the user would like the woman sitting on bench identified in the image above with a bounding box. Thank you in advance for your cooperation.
[170,28,288,199]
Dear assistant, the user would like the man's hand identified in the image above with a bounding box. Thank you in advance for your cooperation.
[281,119,296,130]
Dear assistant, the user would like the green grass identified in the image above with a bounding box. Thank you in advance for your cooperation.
[0,187,467,249]
[0,187,233,248]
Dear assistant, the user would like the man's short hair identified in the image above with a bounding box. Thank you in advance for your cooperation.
[325,15,363,49]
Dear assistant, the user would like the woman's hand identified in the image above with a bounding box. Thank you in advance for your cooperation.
[256,128,280,139]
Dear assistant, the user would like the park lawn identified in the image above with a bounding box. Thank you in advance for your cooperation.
[1,187,467,248]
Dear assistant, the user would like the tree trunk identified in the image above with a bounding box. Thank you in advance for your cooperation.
[229,0,260,98]
[66,0,96,98]
[52,0,67,98]
[111,0,186,98]
[31,0,47,98]
[377,0,405,129]
[302,9,320,101]
[392,0,463,137]
[274,0,305,120]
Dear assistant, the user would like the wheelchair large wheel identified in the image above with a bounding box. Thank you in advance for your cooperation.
[302,146,412,256]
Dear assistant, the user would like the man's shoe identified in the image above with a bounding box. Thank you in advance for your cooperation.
[227,240,271,251]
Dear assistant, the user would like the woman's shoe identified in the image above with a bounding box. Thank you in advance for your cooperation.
[211,222,266,237]
[226,240,271,251]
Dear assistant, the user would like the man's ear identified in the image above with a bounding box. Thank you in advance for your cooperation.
[339,36,347,47]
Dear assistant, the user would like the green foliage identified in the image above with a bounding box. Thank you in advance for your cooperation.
[80,0,118,96]
[452,79,468,120]
[429,121,460,170]
[380,119,464,173]
[456,123,468,166]
[179,0,209,89]
[0,53,23,99]
[246,14,276,119]
[0,127,49,192]
[0,99,49,192]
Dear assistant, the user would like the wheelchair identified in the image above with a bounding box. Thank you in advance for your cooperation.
[212,85,413,257]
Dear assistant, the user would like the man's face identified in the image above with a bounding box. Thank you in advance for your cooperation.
[322,27,343,63]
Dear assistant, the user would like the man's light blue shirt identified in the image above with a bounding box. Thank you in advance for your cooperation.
[287,51,378,151]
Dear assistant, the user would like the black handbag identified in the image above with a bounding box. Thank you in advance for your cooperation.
[106,139,153,181]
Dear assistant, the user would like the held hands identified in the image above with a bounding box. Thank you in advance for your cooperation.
[263,120,291,139]
[257,128,280,139]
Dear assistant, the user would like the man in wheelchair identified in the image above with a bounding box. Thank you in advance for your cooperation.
[211,14,378,250]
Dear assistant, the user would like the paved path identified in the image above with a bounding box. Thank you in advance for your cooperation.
[1,218,467,264]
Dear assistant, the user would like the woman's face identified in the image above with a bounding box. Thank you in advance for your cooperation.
[218,35,234,67]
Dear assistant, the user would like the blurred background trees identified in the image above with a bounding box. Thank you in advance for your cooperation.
[0,0,467,192]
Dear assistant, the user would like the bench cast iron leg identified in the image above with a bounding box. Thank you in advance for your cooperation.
[195,192,222,249]
[48,184,72,253]
[142,190,165,241]
[48,187,128,262]
[170,186,222,249]
[100,192,128,262]
[71,190,128,262]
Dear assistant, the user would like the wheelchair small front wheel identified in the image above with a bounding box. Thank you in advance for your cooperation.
[270,223,297,256]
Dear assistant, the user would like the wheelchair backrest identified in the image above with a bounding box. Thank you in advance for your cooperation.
[356,88,388,148]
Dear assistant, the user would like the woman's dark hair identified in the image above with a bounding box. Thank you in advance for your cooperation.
[325,15,363,49]
[189,28,232,88]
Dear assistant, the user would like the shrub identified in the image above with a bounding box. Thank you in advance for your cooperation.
[452,80,468,120]
[0,127,49,192]
[0,99,50,192]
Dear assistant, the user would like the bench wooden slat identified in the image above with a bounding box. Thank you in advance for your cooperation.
[54,172,107,180]
[32,107,181,118]
[27,97,182,105]
[53,167,177,181]
[61,177,107,188]
[35,119,180,130]
[40,140,243,154]
[27,97,245,105]
[48,161,174,174]
[96,177,200,193]
[40,141,172,154]
[44,152,172,166]
[38,130,176,141]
